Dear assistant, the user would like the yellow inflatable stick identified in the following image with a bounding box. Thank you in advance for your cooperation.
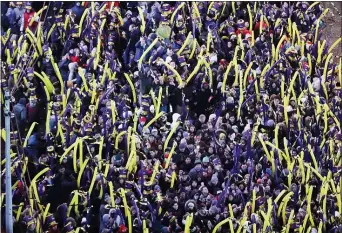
[221,60,234,93]
[164,122,180,151]
[165,142,177,169]
[34,72,55,93]
[162,62,183,87]
[23,122,38,147]
[177,31,192,56]
[138,38,158,69]
[124,73,137,103]
[77,158,89,188]
[314,8,329,43]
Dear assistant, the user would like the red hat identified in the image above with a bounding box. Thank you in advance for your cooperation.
[140,117,147,123]
[119,224,128,233]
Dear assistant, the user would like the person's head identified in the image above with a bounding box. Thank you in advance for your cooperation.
[201,187,209,195]
[25,3,32,12]
[172,202,179,210]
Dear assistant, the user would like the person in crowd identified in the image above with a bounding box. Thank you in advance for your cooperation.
[1,1,342,233]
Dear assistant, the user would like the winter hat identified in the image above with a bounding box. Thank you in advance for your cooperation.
[195,159,202,165]
[102,214,110,224]
[202,156,209,163]
[140,116,147,124]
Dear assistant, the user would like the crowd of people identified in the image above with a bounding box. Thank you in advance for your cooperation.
[1,1,342,233]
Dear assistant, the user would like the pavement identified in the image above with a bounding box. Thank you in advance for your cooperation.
[322,2,342,63]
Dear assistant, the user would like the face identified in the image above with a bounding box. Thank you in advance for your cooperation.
[173,203,178,210]
[202,187,209,195]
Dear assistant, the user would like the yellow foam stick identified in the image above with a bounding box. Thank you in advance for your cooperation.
[221,60,234,93]
[50,61,64,94]
[108,182,115,207]
[29,5,47,26]
[251,189,256,213]
[79,137,86,166]
[247,4,253,31]
[156,87,163,115]
[237,215,248,233]
[78,8,89,36]
[186,59,203,84]
[162,62,183,87]
[143,112,164,131]
[189,39,198,59]
[314,8,329,43]
[184,213,192,233]
[306,2,320,13]
[1,153,16,166]
[45,102,52,136]
[237,72,244,119]
[285,209,295,233]
[34,72,55,93]
[120,188,129,216]
[307,53,313,75]
[88,167,98,196]
[165,142,177,169]
[274,189,288,204]
[164,122,180,151]
[328,37,341,54]
[257,134,272,162]
[227,203,234,218]
[73,138,80,173]
[150,89,157,111]
[251,118,260,146]
[243,61,254,89]
[115,131,126,149]
[104,163,110,178]
[143,220,147,233]
[150,160,160,184]
[277,192,293,217]
[98,136,104,170]
[133,108,139,133]
[6,48,11,64]
[137,7,145,34]
[271,43,276,64]
[298,157,306,184]
[202,59,213,88]
[317,40,326,64]
[275,35,287,61]
[59,140,79,163]
[212,218,234,233]
[177,32,192,56]
[206,32,212,54]
[47,24,56,40]
[170,171,177,188]
[259,12,264,34]
[123,73,137,103]
[264,199,273,232]
[77,158,89,188]
[67,192,77,216]
[29,167,50,204]
[307,144,319,170]
[323,53,333,81]
[301,40,305,56]
[260,64,270,89]
[93,35,101,69]
[138,38,158,69]
[23,122,38,147]
[110,100,117,125]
